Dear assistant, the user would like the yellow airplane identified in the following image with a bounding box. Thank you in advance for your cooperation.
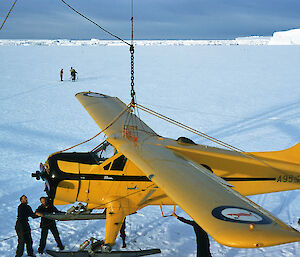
[33,92,300,256]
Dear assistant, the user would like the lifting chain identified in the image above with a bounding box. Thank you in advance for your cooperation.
[130,44,135,106]
[130,1,135,106]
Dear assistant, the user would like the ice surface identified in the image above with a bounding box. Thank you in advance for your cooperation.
[0,43,300,256]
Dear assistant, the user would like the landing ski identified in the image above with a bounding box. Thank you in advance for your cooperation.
[46,249,161,257]
[43,212,106,221]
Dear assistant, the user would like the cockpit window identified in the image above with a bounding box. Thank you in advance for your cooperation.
[92,141,116,163]
[103,162,111,170]
[111,155,127,171]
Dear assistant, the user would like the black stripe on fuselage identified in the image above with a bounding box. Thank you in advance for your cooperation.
[222,177,276,182]
[62,173,276,182]
[63,173,151,182]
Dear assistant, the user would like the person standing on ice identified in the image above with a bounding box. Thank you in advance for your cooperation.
[35,197,64,254]
[15,195,41,257]
[70,67,77,81]
[60,69,63,81]
[173,212,212,257]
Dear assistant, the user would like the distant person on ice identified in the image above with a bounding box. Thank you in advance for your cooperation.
[70,67,77,81]
[173,212,212,257]
[60,69,63,81]
[15,195,41,257]
[35,197,64,254]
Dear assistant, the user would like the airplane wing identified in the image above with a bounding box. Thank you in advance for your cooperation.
[76,92,300,248]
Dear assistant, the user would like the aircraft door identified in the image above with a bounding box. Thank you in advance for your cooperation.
[76,163,91,203]
[54,180,80,204]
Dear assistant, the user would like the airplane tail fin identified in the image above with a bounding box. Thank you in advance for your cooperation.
[252,142,300,165]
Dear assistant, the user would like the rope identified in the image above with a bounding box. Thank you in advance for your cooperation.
[136,103,245,153]
[0,219,62,243]
[58,131,103,153]
[0,0,18,31]
[60,0,130,46]
[60,0,137,112]
[57,103,131,153]
[90,139,108,153]
[136,103,284,173]
[0,105,133,243]
[0,182,155,243]
[0,203,72,243]
[0,234,18,242]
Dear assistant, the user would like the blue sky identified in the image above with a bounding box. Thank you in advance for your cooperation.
[1,0,300,39]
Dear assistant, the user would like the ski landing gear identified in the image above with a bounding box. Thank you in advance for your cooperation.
[46,237,161,257]
[42,203,106,221]
[46,249,161,257]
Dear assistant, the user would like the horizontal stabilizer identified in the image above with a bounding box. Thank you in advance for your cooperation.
[46,249,161,257]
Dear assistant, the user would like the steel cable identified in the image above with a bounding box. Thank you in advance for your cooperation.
[0,0,18,31]
[60,0,130,46]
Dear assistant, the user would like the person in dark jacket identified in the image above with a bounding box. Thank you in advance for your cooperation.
[15,195,41,257]
[70,67,77,81]
[173,212,212,257]
[35,197,64,254]
[60,69,63,81]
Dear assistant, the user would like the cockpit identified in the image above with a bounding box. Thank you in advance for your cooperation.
[32,140,123,202]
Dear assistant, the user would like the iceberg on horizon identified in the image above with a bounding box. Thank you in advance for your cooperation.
[269,28,300,45]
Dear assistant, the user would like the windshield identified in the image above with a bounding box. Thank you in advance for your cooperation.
[92,141,116,162]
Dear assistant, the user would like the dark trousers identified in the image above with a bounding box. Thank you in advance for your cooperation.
[120,221,126,247]
[15,221,34,257]
[196,237,212,257]
[38,223,63,253]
